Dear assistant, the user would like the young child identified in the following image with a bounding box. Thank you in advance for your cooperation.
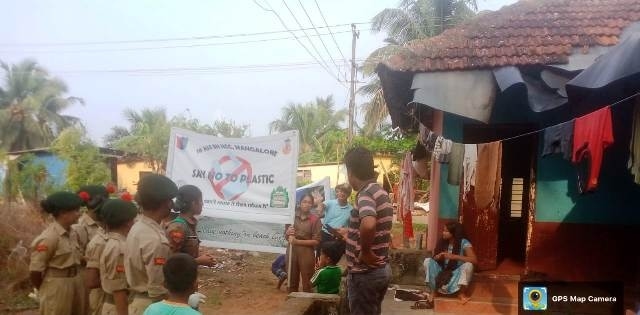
[271,254,288,290]
[311,241,344,294]
[143,253,202,315]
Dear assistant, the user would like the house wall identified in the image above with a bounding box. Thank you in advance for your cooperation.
[298,155,396,189]
[116,161,153,193]
[438,100,640,281]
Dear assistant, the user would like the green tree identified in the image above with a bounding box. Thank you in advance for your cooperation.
[105,108,249,173]
[171,116,249,138]
[51,128,111,192]
[360,0,477,135]
[0,59,84,151]
[106,107,171,174]
[269,95,346,154]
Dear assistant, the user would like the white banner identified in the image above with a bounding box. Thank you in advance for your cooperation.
[296,177,331,216]
[166,127,299,253]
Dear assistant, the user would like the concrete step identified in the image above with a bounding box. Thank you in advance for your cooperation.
[434,296,518,315]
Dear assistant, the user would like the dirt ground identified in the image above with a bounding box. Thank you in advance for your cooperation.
[0,208,428,315]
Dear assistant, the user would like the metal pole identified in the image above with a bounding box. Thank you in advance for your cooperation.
[348,24,359,144]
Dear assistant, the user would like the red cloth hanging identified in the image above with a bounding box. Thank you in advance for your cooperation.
[400,152,415,239]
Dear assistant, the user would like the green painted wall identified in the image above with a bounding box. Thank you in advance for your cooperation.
[438,113,465,220]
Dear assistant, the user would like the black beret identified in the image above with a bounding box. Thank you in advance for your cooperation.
[136,174,178,203]
[41,191,83,215]
[101,199,138,227]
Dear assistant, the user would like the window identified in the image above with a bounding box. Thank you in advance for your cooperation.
[510,178,524,218]
[297,170,311,183]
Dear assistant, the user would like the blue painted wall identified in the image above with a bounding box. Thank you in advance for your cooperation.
[33,153,67,187]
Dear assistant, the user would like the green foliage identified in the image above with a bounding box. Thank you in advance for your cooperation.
[51,128,110,192]
[3,154,55,201]
[0,59,83,151]
[352,127,416,156]
[269,95,346,154]
[105,107,250,174]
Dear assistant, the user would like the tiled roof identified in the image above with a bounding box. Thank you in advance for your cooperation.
[383,0,640,72]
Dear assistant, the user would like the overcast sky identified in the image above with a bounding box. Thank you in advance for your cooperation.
[1,0,517,145]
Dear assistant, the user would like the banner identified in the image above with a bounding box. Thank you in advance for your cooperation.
[166,127,299,253]
[295,177,332,216]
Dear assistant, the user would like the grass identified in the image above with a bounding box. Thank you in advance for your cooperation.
[392,222,427,236]
[0,201,47,312]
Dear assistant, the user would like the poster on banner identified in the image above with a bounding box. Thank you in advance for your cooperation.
[295,177,332,216]
[166,127,299,254]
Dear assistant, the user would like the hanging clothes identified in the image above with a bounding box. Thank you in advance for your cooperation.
[572,106,614,192]
[447,143,465,185]
[475,142,503,209]
[434,138,453,163]
[542,119,575,160]
[399,152,415,239]
[463,144,478,198]
[628,100,640,184]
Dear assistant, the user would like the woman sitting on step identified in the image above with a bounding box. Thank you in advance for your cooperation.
[423,222,477,305]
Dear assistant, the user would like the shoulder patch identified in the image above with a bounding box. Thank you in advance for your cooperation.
[36,243,48,252]
[116,265,125,273]
[153,257,166,265]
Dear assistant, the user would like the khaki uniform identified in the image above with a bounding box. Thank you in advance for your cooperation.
[165,216,200,257]
[287,213,321,293]
[29,221,88,315]
[86,231,108,315]
[124,215,171,315]
[72,212,103,258]
[100,232,128,315]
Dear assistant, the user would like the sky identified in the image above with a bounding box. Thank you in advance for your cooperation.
[0,0,517,145]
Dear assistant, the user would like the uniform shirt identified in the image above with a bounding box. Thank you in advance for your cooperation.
[86,229,108,269]
[72,212,103,257]
[165,216,199,257]
[311,265,342,294]
[100,232,128,294]
[30,221,82,272]
[143,301,201,315]
[345,181,393,273]
[293,212,321,242]
[125,215,171,298]
[321,200,352,233]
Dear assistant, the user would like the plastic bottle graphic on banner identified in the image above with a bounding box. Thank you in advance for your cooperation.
[166,127,299,254]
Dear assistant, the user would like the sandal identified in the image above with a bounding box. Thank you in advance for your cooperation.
[411,300,433,309]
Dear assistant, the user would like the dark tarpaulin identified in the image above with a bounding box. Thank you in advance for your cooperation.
[566,33,640,114]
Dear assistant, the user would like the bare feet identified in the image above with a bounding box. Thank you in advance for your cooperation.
[277,276,286,290]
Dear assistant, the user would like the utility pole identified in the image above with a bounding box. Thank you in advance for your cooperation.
[348,23,359,144]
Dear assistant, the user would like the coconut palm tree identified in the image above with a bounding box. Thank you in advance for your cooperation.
[0,59,84,151]
[107,107,171,173]
[269,95,346,154]
[360,0,477,135]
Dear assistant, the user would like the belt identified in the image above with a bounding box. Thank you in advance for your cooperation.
[104,293,115,304]
[46,266,78,277]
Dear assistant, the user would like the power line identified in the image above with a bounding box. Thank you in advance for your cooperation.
[280,0,337,81]
[0,29,371,54]
[254,0,345,86]
[0,22,371,47]
[313,0,348,64]
[297,0,347,81]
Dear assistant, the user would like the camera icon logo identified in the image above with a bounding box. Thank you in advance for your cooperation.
[523,286,547,310]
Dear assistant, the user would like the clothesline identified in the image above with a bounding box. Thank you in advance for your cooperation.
[410,90,640,145]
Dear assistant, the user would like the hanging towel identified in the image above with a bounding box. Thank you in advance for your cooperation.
[432,136,445,158]
[542,120,575,161]
[463,144,478,198]
[447,143,465,185]
[475,142,503,209]
[628,100,640,184]
[572,106,614,192]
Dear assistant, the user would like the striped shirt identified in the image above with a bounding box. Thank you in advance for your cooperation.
[345,181,393,273]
